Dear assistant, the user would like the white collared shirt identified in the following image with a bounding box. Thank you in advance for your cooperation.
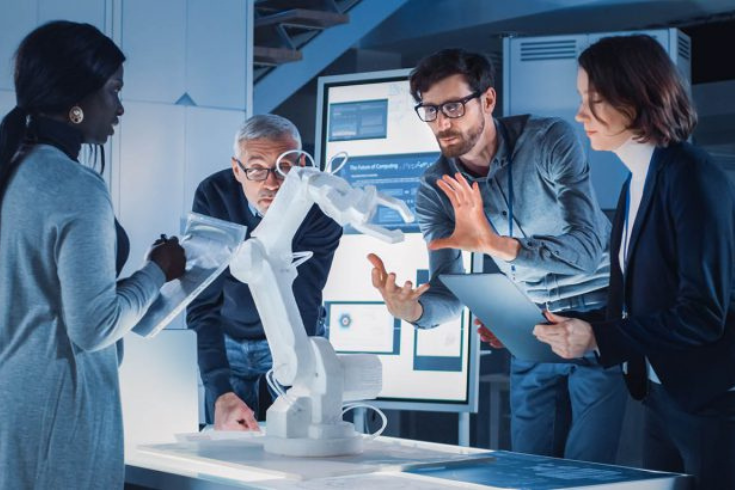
[614,138,663,384]
[614,137,655,274]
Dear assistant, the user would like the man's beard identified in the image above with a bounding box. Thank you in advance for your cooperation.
[436,117,484,158]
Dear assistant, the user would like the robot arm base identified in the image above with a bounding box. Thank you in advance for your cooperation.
[264,427,363,457]
[265,393,364,457]
[263,338,381,457]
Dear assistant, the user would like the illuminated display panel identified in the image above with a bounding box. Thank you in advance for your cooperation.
[316,70,479,412]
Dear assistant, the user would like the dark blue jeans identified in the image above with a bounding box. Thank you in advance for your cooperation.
[510,354,627,463]
[205,335,274,423]
[510,291,627,464]
[643,383,735,490]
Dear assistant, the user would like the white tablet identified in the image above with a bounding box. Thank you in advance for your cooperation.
[440,273,567,363]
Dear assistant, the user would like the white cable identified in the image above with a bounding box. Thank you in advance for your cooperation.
[276,149,315,177]
[342,402,387,441]
[326,151,349,175]
[265,369,281,396]
[266,368,295,406]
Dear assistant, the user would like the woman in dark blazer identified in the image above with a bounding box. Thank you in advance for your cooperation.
[534,34,735,489]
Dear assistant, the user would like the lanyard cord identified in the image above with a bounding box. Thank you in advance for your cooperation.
[508,158,513,239]
[494,122,515,238]
[496,122,516,277]
[508,154,515,277]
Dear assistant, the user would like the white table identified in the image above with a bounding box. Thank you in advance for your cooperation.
[125,434,691,490]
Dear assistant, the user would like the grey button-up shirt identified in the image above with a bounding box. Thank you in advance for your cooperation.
[415,115,611,328]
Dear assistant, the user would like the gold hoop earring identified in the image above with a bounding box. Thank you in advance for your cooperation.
[69,106,84,124]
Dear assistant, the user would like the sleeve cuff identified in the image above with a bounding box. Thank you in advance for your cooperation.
[411,299,440,329]
[591,319,640,368]
[509,238,541,268]
[206,371,235,402]
[141,260,167,288]
[510,238,573,269]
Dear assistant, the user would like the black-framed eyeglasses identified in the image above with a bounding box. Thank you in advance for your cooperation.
[414,91,482,122]
[233,158,294,181]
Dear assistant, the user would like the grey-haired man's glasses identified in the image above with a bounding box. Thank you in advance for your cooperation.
[233,158,294,181]
[414,91,482,122]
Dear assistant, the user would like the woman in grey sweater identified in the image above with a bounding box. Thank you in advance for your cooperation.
[0,22,186,489]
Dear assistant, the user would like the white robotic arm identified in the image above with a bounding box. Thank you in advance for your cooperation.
[304,171,413,244]
[229,160,412,457]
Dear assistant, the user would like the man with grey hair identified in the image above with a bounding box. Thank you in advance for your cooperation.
[187,114,342,431]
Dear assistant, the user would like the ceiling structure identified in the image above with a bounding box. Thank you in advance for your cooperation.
[360,0,734,66]
[260,0,735,152]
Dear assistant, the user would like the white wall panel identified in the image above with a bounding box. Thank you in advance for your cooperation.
[119,330,199,453]
[0,1,37,91]
[0,0,109,92]
[183,106,246,213]
[116,101,185,279]
[186,0,247,110]
[38,0,106,29]
[0,90,15,117]
[121,0,186,104]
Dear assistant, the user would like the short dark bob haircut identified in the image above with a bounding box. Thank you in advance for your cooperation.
[578,34,696,146]
[409,48,495,103]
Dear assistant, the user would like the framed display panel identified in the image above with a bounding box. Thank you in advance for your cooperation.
[316,69,481,413]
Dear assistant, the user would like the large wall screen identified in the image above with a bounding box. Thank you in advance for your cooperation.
[315,69,479,412]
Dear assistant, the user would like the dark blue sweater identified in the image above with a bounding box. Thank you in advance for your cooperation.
[186,169,342,400]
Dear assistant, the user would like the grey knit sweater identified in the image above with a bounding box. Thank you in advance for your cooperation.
[0,145,165,489]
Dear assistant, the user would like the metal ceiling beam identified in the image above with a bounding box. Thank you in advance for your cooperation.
[253,0,410,115]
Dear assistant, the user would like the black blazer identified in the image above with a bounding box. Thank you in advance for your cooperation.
[592,142,735,413]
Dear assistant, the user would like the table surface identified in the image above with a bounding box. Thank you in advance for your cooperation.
[125,434,691,490]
